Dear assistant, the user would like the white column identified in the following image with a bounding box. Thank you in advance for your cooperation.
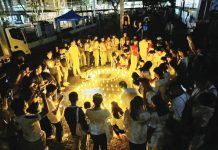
[93,0,96,17]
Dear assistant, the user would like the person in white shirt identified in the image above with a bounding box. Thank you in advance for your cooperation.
[99,38,107,66]
[168,81,190,120]
[46,84,63,142]
[139,38,149,62]
[124,96,151,150]
[11,92,49,150]
[105,37,112,63]
[119,81,138,110]
[69,40,81,76]
[84,38,91,67]
[93,37,100,67]
[86,93,111,150]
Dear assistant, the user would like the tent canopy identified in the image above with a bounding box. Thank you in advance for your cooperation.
[55,10,85,22]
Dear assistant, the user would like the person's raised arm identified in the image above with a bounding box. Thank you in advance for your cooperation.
[134,21,137,28]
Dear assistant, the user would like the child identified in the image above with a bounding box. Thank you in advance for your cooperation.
[111,52,119,68]
[118,54,129,70]
[84,101,91,110]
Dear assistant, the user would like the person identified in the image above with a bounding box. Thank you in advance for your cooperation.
[136,22,143,40]
[69,40,82,76]
[89,38,95,66]
[153,65,170,101]
[139,38,149,62]
[165,21,174,39]
[111,52,118,68]
[86,93,111,150]
[57,48,70,87]
[124,96,151,150]
[122,12,130,35]
[14,64,31,93]
[77,39,87,67]
[11,93,49,150]
[29,64,47,93]
[118,54,129,70]
[64,92,89,150]
[105,37,112,63]
[119,81,138,109]
[84,38,91,67]
[46,84,63,142]
[168,81,190,120]
[186,35,196,55]
[111,35,119,52]
[93,37,100,67]
[43,50,62,90]
[99,37,107,66]
[139,61,153,81]
[129,40,139,72]
[138,78,157,106]
[111,101,125,137]
[189,92,216,150]
[120,33,128,51]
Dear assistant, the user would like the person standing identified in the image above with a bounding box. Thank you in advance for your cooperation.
[139,38,148,62]
[86,93,111,150]
[105,37,112,63]
[122,12,131,35]
[11,93,49,150]
[77,39,87,67]
[93,37,100,67]
[84,38,91,67]
[99,37,107,66]
[43,50,62,91]
[64,92,89,150]
[57,48,70,87]
[120,33,128,51]
[46,84,63,142]
[111,35,119,52]
[124,96,151,150]
[119,81,138,109]
[129,40,139,72]
[69,40,81,76]
[136,22,143,40]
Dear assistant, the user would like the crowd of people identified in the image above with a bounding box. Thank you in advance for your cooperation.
[1,10,218,150]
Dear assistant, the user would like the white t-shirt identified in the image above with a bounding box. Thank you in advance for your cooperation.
[121,88,138,109]
[47,96,62,124]
[124,110,151,144]
[86,108,110,135]
[15,113,42,142]
[172,93,190,120]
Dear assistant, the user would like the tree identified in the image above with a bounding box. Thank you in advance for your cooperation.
[103,0,119,13]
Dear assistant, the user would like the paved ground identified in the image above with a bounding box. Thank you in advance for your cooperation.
[47,65,132,150]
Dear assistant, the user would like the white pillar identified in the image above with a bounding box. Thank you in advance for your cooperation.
[93,0,96,17]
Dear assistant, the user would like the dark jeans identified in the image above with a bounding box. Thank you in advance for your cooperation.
[40,116,52,137]
[91,133,107,150]
[52,121,63,142]
[129,141,147,150]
